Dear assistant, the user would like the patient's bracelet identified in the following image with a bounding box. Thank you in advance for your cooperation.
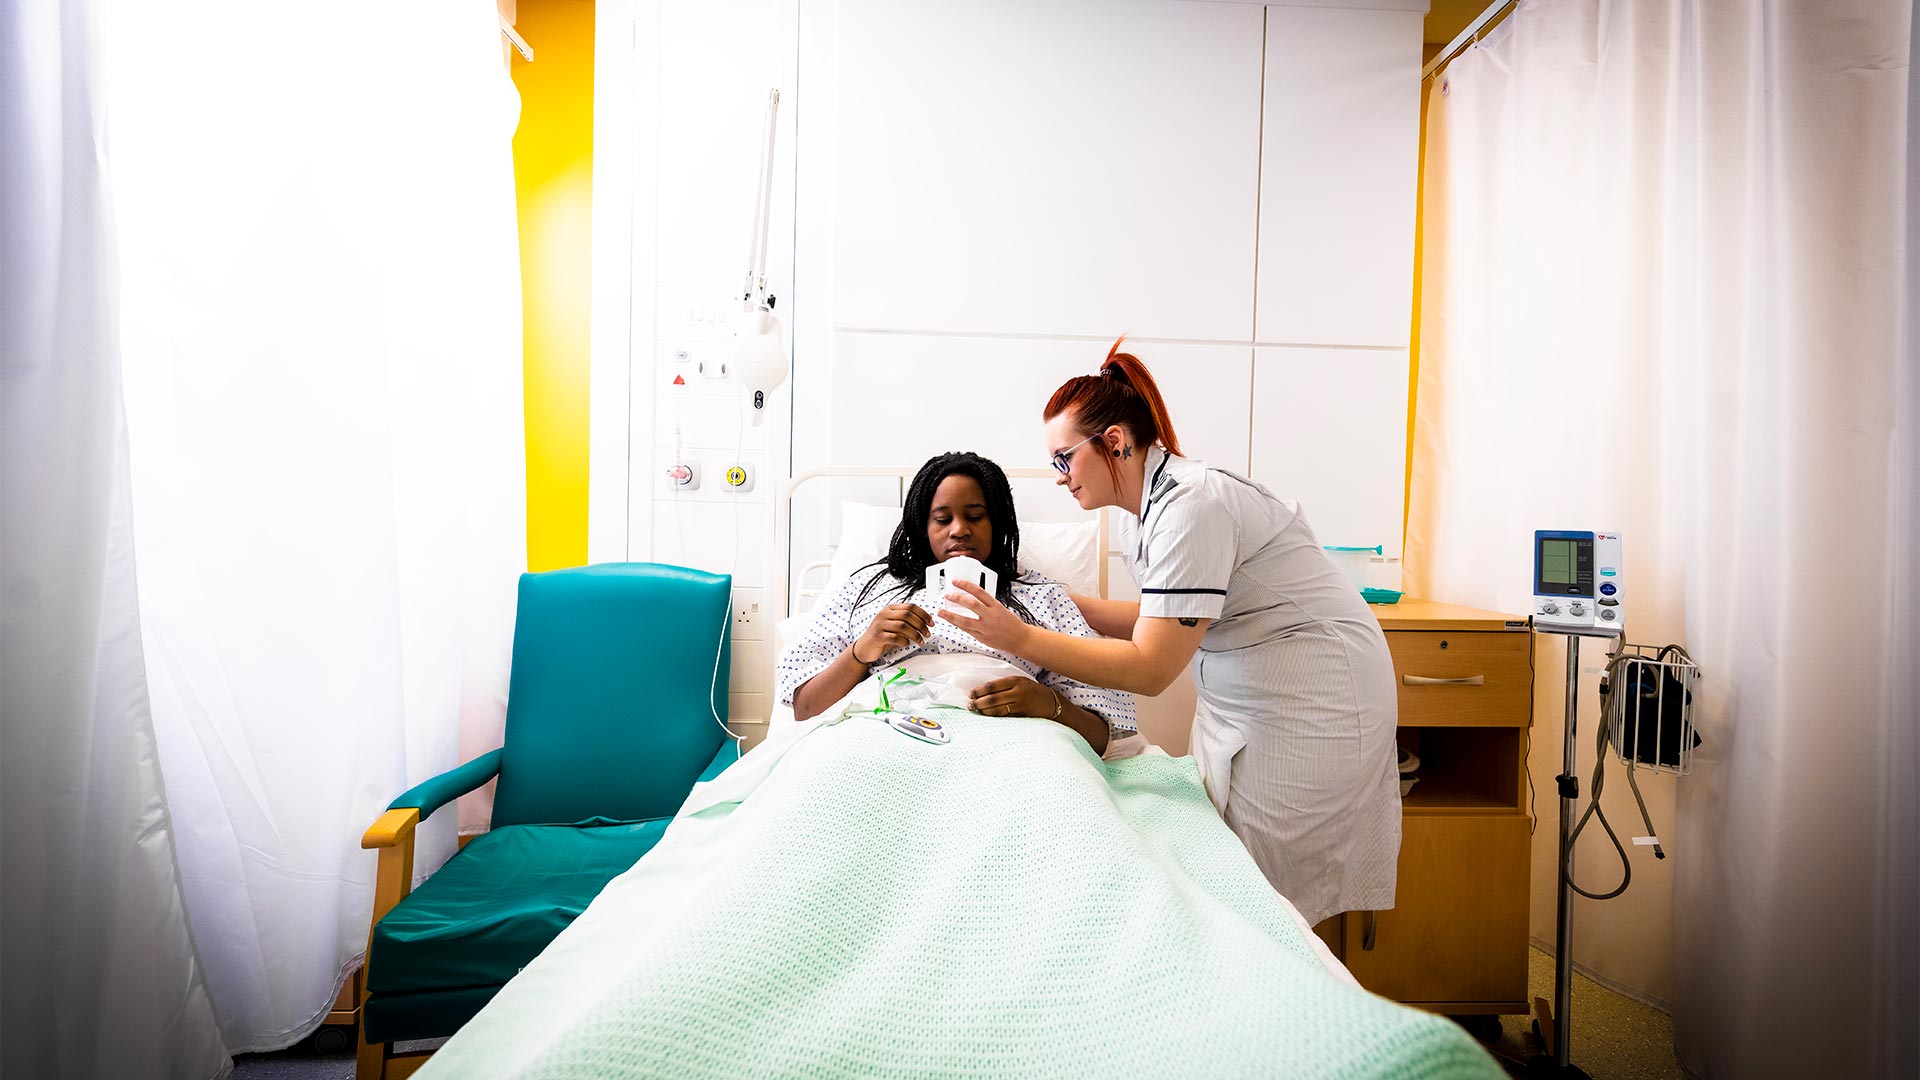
[1047,685,1063,721]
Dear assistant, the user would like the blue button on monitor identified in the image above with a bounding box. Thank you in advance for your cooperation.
[1600,583,1617,596]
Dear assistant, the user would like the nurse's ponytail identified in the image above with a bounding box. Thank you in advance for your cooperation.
[1044,336,1184,457]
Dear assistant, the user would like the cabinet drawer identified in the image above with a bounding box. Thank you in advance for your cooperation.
[1385,630,1530,727]
[1343,814,1529,1006]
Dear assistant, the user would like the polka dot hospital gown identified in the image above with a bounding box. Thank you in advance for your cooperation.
[776,565,1136,740]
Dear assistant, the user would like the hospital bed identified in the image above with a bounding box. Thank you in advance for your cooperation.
[408,467,1501,1080]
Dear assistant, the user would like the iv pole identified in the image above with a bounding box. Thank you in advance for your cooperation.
[1528,625,1616,1080]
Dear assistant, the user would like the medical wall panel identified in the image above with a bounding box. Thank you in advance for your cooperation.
[829,0,1264,342]
[648,489,772,589]
[615,0,797,585]
[1250,345,1409,557]
[1254,5,1422,347]
[827,332,1254,480]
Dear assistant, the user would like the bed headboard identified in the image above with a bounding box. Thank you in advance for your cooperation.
[773,466,1116,621]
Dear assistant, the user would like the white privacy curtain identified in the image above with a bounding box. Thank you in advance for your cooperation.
[100,0,528,1053]
[0,1,230,1077]
[1407,1,1916,1077]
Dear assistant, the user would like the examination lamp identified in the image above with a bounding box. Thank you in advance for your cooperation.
[735,88,786,425]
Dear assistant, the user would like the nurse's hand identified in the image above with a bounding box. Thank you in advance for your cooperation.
[937,580,1033,654]
[967,677,1055,719]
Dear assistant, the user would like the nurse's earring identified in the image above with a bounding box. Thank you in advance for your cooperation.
[1115,445,1132,459]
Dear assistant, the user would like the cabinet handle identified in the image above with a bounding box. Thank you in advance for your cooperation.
[1362,911,1378,951]
[1401,674,1485,686]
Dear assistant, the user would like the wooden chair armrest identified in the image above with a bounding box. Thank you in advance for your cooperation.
[362,808,422,946]
[362,808,421,850]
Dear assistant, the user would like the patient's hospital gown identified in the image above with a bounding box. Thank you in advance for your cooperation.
[777,566,1136,735]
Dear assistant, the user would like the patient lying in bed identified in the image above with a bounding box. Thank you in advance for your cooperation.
[777,450,1136,755]
[415,459,1503,1080]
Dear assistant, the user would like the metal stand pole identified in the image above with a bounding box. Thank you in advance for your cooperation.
[1554,635,1579,1068]
[1528,633,1592,1078]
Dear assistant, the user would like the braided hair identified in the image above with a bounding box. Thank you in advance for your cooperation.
[852,451,1036,623]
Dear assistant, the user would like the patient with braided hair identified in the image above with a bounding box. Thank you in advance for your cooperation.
[774,451,1138,755]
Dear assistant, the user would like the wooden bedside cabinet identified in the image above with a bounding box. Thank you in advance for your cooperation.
[1340,599,1533,1017]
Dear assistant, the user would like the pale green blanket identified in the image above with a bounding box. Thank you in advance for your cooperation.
[419,707,1501,1080]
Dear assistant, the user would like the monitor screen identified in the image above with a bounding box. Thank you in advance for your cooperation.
[1535,533,1594,597]
[1540,539,1578,585]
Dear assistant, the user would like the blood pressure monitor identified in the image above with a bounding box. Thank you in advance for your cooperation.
[1532,530,1624,634]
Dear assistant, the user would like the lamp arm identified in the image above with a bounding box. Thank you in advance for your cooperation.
[742,88,781,303]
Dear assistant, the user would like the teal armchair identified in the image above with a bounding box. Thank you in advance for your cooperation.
[355,563,736,1080]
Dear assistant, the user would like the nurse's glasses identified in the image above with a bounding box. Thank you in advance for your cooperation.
[1049,433,1102,476]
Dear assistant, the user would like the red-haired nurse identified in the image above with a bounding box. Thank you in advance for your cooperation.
[940,338,1401,935]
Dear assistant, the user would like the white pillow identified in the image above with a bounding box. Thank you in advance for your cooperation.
[823,500,1101,598]
[1017,518,1101,596]
[824,501,901,588]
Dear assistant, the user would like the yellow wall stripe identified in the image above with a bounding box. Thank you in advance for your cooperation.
[512,0,595,572]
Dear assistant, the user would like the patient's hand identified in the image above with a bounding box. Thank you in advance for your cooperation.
[852,604,932,664]
[967,677,1055,719]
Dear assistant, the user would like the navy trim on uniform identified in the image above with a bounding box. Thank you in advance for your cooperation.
[1139,450,1174,523]
[1140,587,1228,596]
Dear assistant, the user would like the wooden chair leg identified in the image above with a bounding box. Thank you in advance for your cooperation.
[355,1013,389,1080]
[358,811,418,1080]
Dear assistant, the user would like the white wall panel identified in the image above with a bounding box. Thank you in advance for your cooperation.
[830,0,1264,341]
[827,332,1253,478]
[1250,345,1409,556]
[1255,6,1422,347]
[655,2,795,293]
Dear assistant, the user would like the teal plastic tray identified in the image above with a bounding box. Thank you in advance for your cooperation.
[1361,588,1404,605]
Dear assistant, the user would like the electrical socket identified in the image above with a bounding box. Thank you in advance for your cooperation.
[731,592,764,641]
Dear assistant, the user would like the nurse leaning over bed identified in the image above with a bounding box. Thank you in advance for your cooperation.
[776,451,1135,754]
[940,339,1402,928]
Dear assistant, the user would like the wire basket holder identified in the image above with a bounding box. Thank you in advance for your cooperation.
[1602,641,1700,777]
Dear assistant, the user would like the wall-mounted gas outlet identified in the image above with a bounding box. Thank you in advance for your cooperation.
[664,462,699,491]
[731,591,764,640]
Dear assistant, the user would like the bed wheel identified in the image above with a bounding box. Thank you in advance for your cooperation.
[314,1025,353,1055]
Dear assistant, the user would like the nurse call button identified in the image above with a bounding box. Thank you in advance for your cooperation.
[888,714,949,744]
